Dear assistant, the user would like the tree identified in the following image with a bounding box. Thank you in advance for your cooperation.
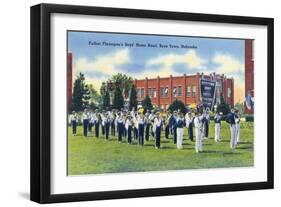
[102,90,111,109]
[142,95,153,113]
[102,73,133,98]
[89,101,98,111]
[72,73,88,112]
[234,102,244,115]
[216,95,230,115]
[168,99,187,114]
[112,87,124,110]
[100,82,107,96]
[82,84,91,109]
[129,84,138,110]
[111,73,133,98]
[88,84,102,106]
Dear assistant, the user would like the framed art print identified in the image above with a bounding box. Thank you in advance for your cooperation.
[30,3,274,203]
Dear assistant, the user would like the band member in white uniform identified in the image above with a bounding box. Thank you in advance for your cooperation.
[204,109,210,139]
[185,111,194,141]
[110,110,116,136]
[227,109,237,149]
[176,112,185,149]
[144,112,150,141]
[81,109,90,137]
[69,111,78,135]
[214,112,222,142]
[137,113,145,146]
[165,111,172,139]
[172,111,179,144]
[235,110,241,143]
[92,109,99,138]
[117,112,124,143]
[154,112,162,149]
[148,111,155,137]
[125,115,133,144]
[100,111,106,136]
[87,110,93,134]
[104,112,111,140]
[194,111,204,153]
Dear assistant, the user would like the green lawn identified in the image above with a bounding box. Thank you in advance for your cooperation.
[67,121,254,175]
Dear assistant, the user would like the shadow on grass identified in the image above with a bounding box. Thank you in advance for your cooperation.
[238,141,252,144]
[182,147,195,151]
[161,146,176,150]
[201,150,240,155]
[182,142,192,146]
[203,143,213,146]
[201,150,224,154]
[144,143,155,147]
[223,151,241,155]
[237,146,253,150]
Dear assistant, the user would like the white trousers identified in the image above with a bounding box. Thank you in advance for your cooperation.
[215,123,221,142]
[195,127,203,152]
[230,124,237,149]
[176,128,183,149]
[236,123,240,143]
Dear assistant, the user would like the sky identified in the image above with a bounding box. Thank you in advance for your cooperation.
[68,31,246,104]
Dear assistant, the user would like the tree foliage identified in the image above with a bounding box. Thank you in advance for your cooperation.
[72,73,90,112]
[216,95,230,115]
[111,73,133,98]
[101,73,133,97]
[102,90,111,109]
[83,84,91,109]
[129,84,138,110]
[142,95,153,113]
[112,87,124,110]
[167,99,187,114]
[88,84,102,106]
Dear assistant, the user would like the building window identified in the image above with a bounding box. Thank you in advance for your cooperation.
[165,87,168,96]
[192,86,196,97]
[148,88,152,98]
[186,86,191,97]
[137,88,141,98]
[173,87,177,97]
[160,87,168,97]
[160,87,165,97]
[140,88,144,98]
[178,86,182,97]
[153,88,157,98]
[227,88,231,98]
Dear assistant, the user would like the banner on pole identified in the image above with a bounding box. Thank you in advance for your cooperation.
[200,79,216,110]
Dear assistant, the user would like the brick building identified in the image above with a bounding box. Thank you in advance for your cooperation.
[244,39,254,114]
[67,52,73,113]
[134,73,234,110]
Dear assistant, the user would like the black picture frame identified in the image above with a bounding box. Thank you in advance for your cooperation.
[30,3,274,204]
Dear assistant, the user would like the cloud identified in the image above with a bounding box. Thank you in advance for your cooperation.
[73,48,130,90]
[211,53,245,103]
[74,48,130,75]
[212,53,244,74]
[74,49,207,92]
[147,50,207,70]
[135,50,207,79]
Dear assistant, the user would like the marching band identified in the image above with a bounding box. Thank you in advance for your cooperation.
[68,107,243,152]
